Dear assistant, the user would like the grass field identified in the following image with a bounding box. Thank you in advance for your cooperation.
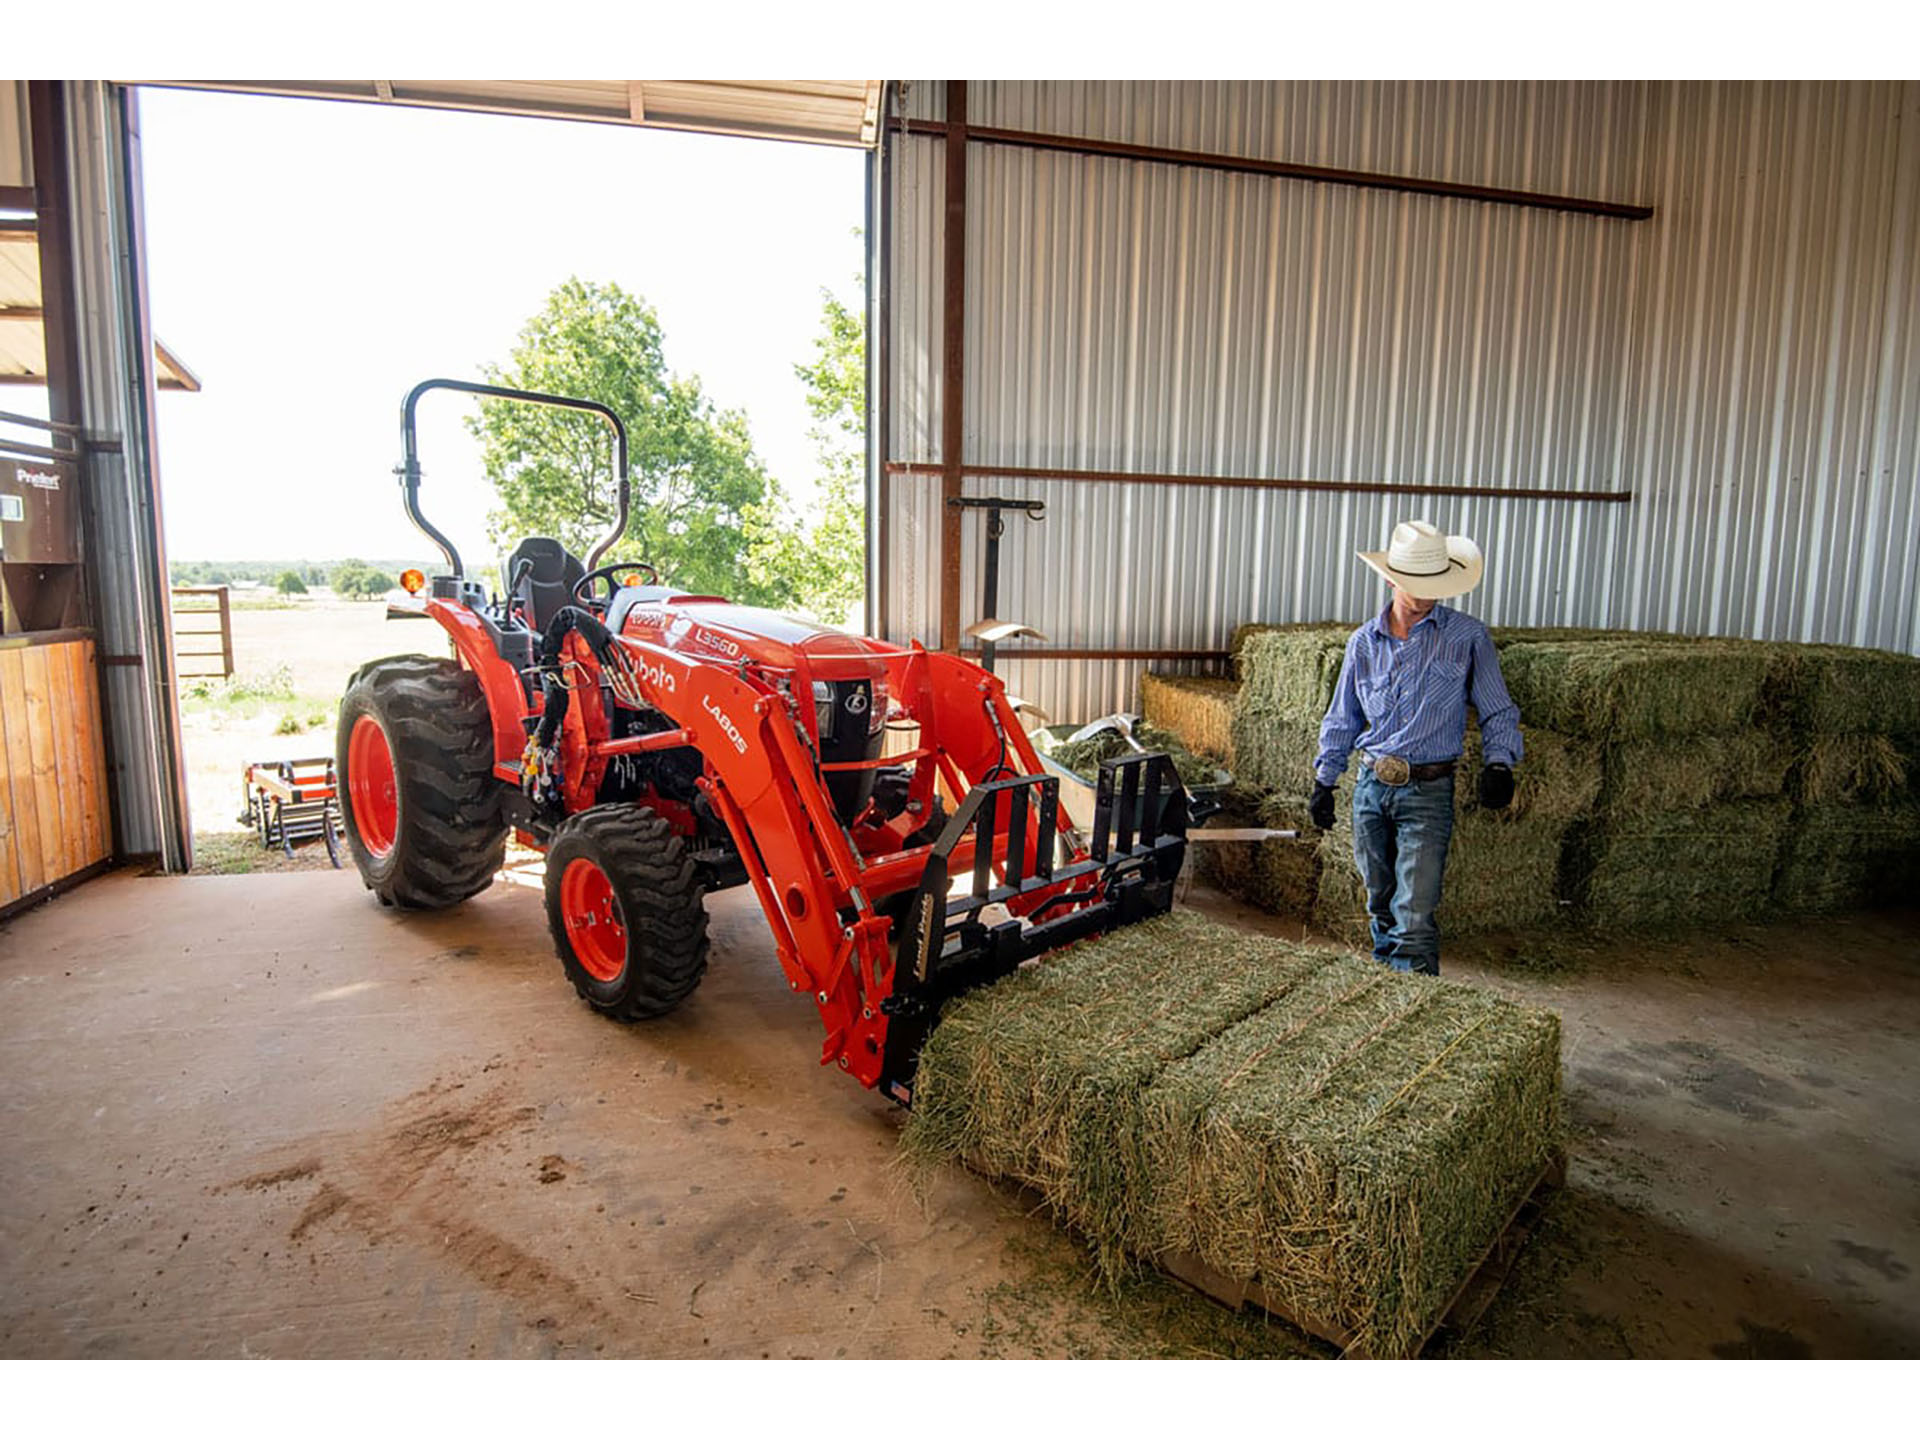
[180,596,444,872]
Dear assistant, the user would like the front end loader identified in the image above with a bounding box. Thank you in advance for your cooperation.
[337,380,1191,1104]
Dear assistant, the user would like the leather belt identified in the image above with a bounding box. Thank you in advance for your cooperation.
[1363,754,1456,786]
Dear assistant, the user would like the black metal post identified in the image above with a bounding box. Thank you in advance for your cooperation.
[946,495,1043,673]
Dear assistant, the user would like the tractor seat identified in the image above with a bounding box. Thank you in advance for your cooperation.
[607,583,690,635]
[502,537,585,632]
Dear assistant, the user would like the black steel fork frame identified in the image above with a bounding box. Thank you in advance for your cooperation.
[398,378,633,578]
[875,751,1190,1105]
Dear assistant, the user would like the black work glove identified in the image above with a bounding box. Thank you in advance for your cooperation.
[1479,763,1515,810]
[1308,782,1336,831]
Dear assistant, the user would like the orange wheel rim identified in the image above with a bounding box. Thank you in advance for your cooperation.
[560,857,627,982]
[347,715,399,858]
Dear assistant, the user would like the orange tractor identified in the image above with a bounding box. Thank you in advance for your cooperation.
[337,380,1191,1104]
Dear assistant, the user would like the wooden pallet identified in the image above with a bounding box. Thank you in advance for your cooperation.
[1158,1149,1567,1358]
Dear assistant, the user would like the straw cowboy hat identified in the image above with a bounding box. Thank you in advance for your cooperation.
[1358,520,1485,600]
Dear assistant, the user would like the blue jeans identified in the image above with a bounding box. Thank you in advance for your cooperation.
[1350,769,1456,975]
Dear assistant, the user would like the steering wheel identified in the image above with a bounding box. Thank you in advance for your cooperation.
[573,560,661,608]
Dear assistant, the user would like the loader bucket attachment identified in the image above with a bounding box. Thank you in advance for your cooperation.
[876,751,1189,1104]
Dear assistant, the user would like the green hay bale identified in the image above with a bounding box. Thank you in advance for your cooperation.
[1140,674,1239,765]
[1568,797,1794,930]
[1227,713,1325,798]
[1488,626,1694,649]
[906,913,1563,1359]
[1773,801,1920,913]
[1048,724,1220,788]
[1229,620,1354,669]
[901,911,1326,1268]
[1233,627,1355,716]
[1311,726,1599,940]
[1599,732,1796,815]
[1791,733,1914,806]
[1496,640,1782,740]
[1191,789,1323,915]
[1777,644,1920,738]
[1140,960,1562,1357]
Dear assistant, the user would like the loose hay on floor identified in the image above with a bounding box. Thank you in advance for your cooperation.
[903,912,1563,1358]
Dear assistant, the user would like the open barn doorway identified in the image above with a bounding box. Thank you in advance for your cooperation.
[133,86,869,875]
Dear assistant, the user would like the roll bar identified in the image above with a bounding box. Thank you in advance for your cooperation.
[397,378,632,579]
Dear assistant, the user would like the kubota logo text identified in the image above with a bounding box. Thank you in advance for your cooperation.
[701,695,748,755]
[629,655,677,693]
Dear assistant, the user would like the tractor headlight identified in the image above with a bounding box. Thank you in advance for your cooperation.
[811,680,836,741]
[868,680,888,735]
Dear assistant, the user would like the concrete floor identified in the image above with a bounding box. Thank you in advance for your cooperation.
[1,864,1915,1358]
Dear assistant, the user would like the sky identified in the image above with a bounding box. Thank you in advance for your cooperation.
[135,86,866,565]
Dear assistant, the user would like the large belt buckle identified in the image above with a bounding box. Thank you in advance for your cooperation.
[1372,754,1412,786]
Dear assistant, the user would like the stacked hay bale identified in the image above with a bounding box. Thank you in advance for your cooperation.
[1140,627,1920,935]
[904,910,1564,1358]
[1500,640,1798,930]
[1312,723,1601,942]
[1139,674,1239,769]
[1775,645,1920,911]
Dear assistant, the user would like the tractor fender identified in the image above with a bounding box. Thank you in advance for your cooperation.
[424,598,535,773]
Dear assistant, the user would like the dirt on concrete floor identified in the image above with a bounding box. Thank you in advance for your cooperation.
[0,866,1914,1359]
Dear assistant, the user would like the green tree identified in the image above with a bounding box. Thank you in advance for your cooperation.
[745,283,866,626]
[275,570,308,595]
[468,278,794,606]
[330,559,394,600]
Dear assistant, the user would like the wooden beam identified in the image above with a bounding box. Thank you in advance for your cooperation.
[0,184,34,211]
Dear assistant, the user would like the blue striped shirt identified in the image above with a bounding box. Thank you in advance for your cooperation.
[1315,604,1524,785]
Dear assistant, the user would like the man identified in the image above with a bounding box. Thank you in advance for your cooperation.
[1309,519,1522,975]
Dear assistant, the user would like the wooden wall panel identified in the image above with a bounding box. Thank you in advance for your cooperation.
[0,661,20,907]
[0,637,111,912]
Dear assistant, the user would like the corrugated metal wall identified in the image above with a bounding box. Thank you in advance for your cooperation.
[875,80,1920,719]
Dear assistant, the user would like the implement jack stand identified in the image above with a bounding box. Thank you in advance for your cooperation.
[948,495,1046,674]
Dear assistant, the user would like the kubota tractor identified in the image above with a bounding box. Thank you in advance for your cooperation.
[336,380,1191,1104]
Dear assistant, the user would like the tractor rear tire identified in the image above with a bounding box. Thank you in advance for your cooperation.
[336,654,507,909]
[544,806,709,1021]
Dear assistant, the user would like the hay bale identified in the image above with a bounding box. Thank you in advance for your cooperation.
[1228,713,1324,798]
[904,912,1563,1359]
[1568,797,1793,930]
[1778,644,1920,738]
[1233,626,1355,716]
[1191,789,1322,915]
[1599,732,1796,815]
[1141,964,1562,1356]
[1791,733,1914,806]
[1773,801,1920,913]
[1140,674,1239,765]
[1311,726,1600,940]
[901,911,1325,1268]
[1496,640,1782,740]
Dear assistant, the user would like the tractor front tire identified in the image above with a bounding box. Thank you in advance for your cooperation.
[336,654,506,908]
[544,806,709,1021]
